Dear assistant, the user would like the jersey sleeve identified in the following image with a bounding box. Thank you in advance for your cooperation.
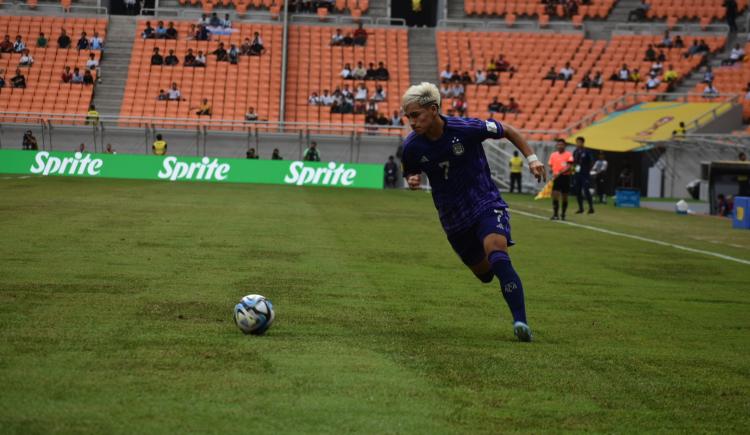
[401,143,421,177]
[467,117,505,142]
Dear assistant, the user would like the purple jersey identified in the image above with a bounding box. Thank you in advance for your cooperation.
[402,115,508,235]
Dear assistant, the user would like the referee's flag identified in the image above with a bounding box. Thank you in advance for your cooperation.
[535,180,553,200]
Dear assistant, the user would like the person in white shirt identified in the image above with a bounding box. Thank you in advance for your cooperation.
[475,69,486,84]
[198,14,210,26]
[340,63,352,79]
[722,43,745,65]
[618,64,630,81]
[308,92,320,105]
[13,36,26,53]
[341,85,352,98]
[390,110,403,126]
[440,65,452,83]
[90,31,104,50]
[371,85,386,101]
[18,49,33,67]
[354,84,368,101]
[559,62,575,82]
[71,67,84,84]
[194,51,206,67]
[352,62,367,80]
[590,151,608,204]
[222,14,232,28]
[703,81,719,98]
[86,53,99,70]
[650,61,663,75]
[320,89,334,106]
[439,83,450,97]
[450,83,464,98]
[331,28,344,46]
[167,82,182,100]
[645,73,660,90]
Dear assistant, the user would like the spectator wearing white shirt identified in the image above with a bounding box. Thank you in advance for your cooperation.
[722,43,745,65]
[194,51,206,67]
[703,81,719,98]
[308,91,320,105]
[340,63,352,79]
[331,28,344,46]
[13,35,26,53]
[354,83,368,101]
[90,31,103,50]
[390,110,403,126]
[475,69,486,84]
[86,52,99,70]
[440,65,452,83]
[18,49,34,67]
[320,89,334,106]
[703,65,714,83]
[450,83,464,98]
[167,82,182,100]
[341,84,352,99]
[645,73,660,90]
[371,85,386,102]
[352,62,367,80]
[439,83,450,98]
[559,62,575,84]
[71,67,84,84]
[222,14,232,28]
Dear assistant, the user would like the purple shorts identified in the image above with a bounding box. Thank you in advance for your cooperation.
[447,208,514,266]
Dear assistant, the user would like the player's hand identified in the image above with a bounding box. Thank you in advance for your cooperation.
[530,161,546,182]
[406,174,421,190]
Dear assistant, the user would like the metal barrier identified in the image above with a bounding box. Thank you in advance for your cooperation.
[4,3,108,16]
[613,22,730,35]
[437,17,582,33]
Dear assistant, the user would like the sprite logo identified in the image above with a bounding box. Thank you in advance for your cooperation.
[30,151,104,176]
[158,156,231,181]
[284,161,357,186]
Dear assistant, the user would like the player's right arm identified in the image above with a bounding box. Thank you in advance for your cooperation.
[401,141,422,190]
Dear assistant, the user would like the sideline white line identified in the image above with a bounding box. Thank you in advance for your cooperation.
[511,208,750,266]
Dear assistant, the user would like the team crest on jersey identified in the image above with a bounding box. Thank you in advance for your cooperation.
[486,120,498,133]
[451,137,465,156]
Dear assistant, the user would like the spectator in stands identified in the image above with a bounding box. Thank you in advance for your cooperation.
[194,50,207,67]
[543,66,558,85]
[365,62,378,80]
[142,22,155,39]
[644,44,656,61]
[209,13,222,28]
[629,68,642,85]
[495,54,511,72]
[656,50,666,62]
[272,148,282,160]
[222,14,232,28]
[86,53,99,71]
[506,97,520,114]
[341,92,354,114]
[650,60,663,76]
[578,71,593,89]
[486,69,499,85]
[153,134,167,155]
[212,42,228,62]
[565,0,579,18]
[559,62,575,85]
[13,35,26,53]
[165,49,179,66]
[11,68,25,88]
[320,89,334,106]
[157,89,168,100]
[703,65,714,83]
[460,71,472,84]
[645,73,661,91]
[331,28,344,46]
[249,32,265,55]
[656,31,672,49]
[371,85,386,102]
[246,148,259,159]
[611,64,629,81]
[151,47,164,65]
[184,48,196,66]
[450,69,461,83]
[193,98,212,116]
[167,82,182,100]
[452,95,468,117]
[697,39,710,54]
[37,32,48,48]
[475,69,486,84]
[627,0,649,21]
[440,65,452,83]
[353,23,367,46]
[90,31,103,50]
[196,25,210,41]
[77,32,90,50]
[439,83,450,98]
[155,21,167,39]
[0,35,13,53]
[724,0,739,33]
[352,62,367,80]
[663,65,679,90]
[703,81,719,98]
[722,43,745,65]
[239,38,252,55]
[376,112,389,126]
[199,14,210,26]
[674,35,684,49]
[592,71,604,89]
[340,63,352,80]
[384,155,399,188]
[684,40,701,58]
[375,62,389,81]
[309,91,321,105]
[488,96,504,114]
[58,29,71,48]
[245,106,259,121]
[18,49,33,67]
[61,66,72,83]
[71,67,84,84]
[342,32,354,46]
[83,70,94,85]
[303,141,321,161]
[166,22,178,40]
[355,83,368,101]
[228,44,239,64]
[486,57,497,73]
[390,110,404,126]
[22,130,38,150]
[450,83,465,98]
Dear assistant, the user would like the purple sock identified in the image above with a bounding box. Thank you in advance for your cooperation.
[488,250,528,324]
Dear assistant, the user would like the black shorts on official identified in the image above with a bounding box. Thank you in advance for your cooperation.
[553,174,571,194]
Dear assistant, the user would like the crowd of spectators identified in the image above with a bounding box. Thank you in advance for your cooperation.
[330,24,368,46]
[543,0,589,18]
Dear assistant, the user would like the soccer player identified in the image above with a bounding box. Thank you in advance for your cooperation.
[572,136,594,214]
[548,138,574,220]
[400,83,545,342]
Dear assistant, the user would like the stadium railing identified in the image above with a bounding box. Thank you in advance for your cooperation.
[436,18,581,32]
[3,2,108,15]
[612,22,730,34]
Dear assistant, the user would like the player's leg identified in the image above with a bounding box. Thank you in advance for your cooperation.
[448,229,494,283]
[583,177,594,213]
[575,175,585,213]
[551,188,560,220]
[478,210,531,341]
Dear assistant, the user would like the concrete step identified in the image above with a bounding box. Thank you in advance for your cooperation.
[92,16,137,115]
[408,27,438,85]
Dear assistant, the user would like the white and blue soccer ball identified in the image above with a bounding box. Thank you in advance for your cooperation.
[233,294,275,335]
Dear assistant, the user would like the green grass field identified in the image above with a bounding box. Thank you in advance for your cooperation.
[1,177,749,434]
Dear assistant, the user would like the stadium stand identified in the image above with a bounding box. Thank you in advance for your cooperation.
[0,15,107,119]
[436,30,726,140]
[285,24,409,131]
[119,20,282,128]
[645,0,746,22]
[171,0,368,16]
[464,0,617,20]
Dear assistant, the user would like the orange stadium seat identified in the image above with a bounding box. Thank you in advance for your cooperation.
[465,0,616,20]
[646,0,746,21]
[0,16,107,119]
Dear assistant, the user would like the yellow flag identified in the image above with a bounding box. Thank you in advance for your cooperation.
[412,0,422,12]
[534,180,553,200]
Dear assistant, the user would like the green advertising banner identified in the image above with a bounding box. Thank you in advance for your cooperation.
[0,150,384,189]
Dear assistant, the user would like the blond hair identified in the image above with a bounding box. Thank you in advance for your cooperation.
[401,82,441,111]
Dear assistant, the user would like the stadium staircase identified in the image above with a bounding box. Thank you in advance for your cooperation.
[605,0,642,23]
[408,27,439,85]
[366,0,387,18]
[446,0,466,20]
[91,15,137,115]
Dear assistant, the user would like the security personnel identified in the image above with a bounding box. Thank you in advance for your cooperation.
[509,150,523,193]
[153,134,167,156]
[86,104,99,125]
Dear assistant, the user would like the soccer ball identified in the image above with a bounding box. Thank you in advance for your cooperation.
[233,294,275,335]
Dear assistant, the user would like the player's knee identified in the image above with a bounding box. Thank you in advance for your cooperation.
[476,271,494,283]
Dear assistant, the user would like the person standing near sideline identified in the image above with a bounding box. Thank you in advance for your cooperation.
[591,151,608,204]
[509,150,523,193]
[548,138,574,220]
[572,136,595,214]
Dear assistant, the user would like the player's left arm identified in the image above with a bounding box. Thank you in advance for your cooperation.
[500,122,547,183]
